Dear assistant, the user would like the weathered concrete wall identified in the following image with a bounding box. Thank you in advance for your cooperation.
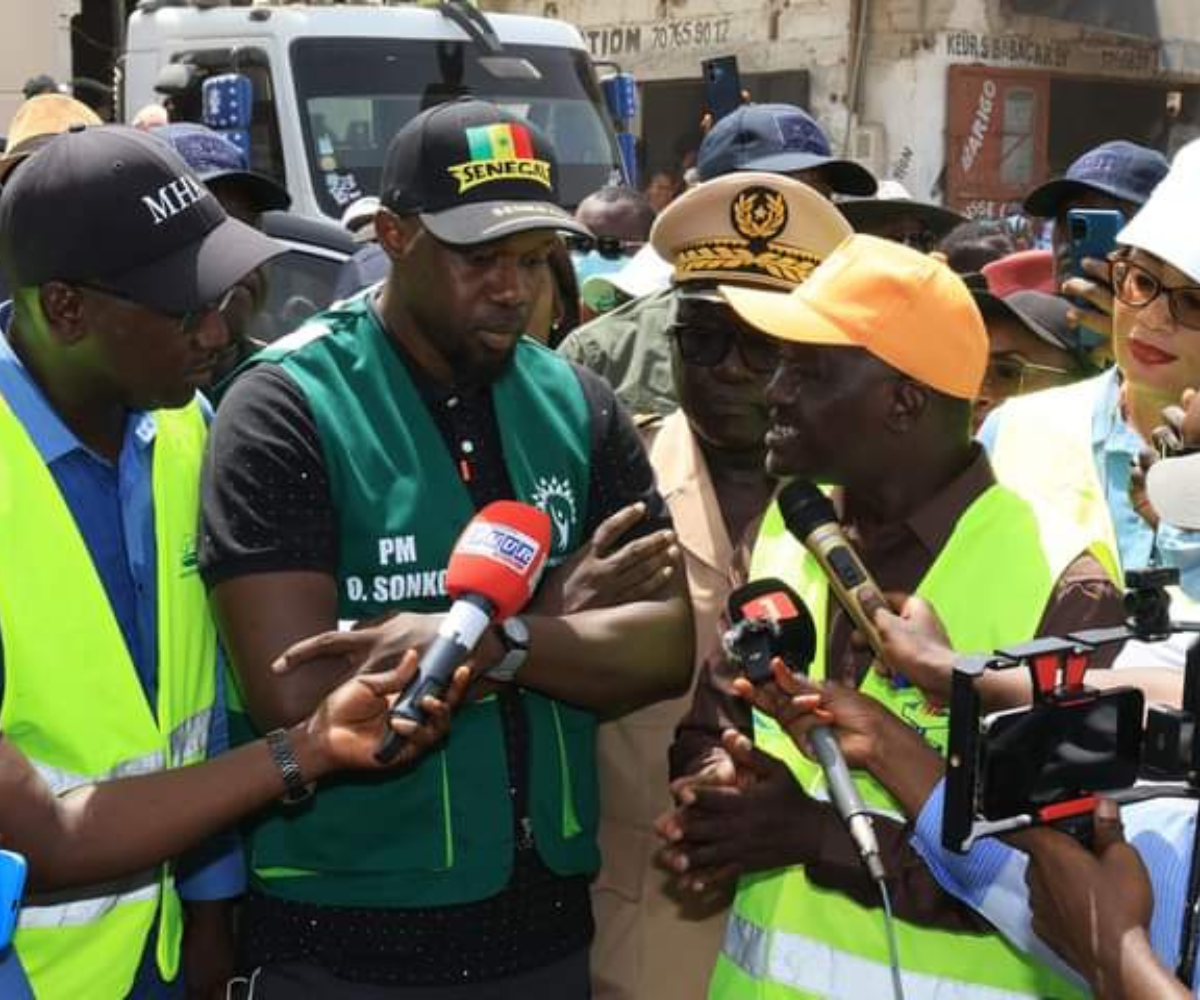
[489,0,1200,202]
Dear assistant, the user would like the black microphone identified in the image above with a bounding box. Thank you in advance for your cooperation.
[778,479,887,661]
[724,578,885,882]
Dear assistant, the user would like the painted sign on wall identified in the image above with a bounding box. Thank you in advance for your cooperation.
[945,66,1049,215]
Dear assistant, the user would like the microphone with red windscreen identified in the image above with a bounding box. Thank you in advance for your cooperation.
[376,501,552,762]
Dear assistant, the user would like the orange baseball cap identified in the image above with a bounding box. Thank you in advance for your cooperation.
[720,233,988,399]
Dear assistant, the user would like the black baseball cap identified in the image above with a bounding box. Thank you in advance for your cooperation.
[966,273,1082,354]
[0,125,282,315]
[380,99,591,246]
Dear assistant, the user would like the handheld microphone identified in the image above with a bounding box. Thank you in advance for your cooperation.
[725,577,886,882]
[724,579,817,685]
[376,501,552,763]
[777,480,887,662]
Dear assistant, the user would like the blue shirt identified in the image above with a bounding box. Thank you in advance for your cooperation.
[911,780,1200,993]
[979,368,1200,602]
[0,315,243,997]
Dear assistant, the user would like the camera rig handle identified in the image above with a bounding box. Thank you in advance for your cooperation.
[944,566,1200,854]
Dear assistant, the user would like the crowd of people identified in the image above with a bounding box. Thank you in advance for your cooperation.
[3,71,1200,1000]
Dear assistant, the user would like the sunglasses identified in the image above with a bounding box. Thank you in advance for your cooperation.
[671,321,780,375]
[78,283,239,338]
[564,234,645,260]
[1111,259,1200,329]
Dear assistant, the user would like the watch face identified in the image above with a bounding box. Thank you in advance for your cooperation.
[504,616,530,648]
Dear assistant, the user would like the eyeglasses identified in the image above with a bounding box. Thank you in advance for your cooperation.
[564,234,645,260]
[984,356,1076,394]
[671,322,780,375]
[1111,258,1200,329]
[78,283,239,338]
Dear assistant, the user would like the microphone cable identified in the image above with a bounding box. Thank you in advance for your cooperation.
[877,876,907,1000]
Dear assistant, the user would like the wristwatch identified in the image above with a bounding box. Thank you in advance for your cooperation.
[489,616,530,683]
[266,729,315,805]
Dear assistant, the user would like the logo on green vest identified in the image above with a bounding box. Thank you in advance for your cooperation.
[180,535,199,576]
[530,475,577,553]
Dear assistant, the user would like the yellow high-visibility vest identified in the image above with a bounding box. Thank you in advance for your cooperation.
[0,393,217,999]
[709,483,1114,1000]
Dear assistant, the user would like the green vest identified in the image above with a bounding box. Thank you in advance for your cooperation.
[709,484,1114,1000]
[236,296,600,908]
[0,394,216,1000]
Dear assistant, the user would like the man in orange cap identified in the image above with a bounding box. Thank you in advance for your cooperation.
[664,234,1126,999]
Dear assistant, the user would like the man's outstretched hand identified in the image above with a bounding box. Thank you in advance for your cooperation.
[300,650,471,774]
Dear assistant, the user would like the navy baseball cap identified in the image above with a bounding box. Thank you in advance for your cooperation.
[0,126,282,314]
[1023,140,1168,217]
[151,122,290,213]
[381,98,590,245]
[696,104,877,195]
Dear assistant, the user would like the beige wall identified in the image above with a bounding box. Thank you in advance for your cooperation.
[1,0,80,137]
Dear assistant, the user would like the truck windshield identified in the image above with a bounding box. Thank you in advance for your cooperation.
[291,37,621,220]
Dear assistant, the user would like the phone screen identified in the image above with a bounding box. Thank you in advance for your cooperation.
[979,688,1143,819]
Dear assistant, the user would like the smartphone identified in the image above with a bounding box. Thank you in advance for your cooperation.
[1066,208,1124,279]
[1066,208,1124,348]
[978,687,1143,820]
[0,851,26,948]
[702,56,743,123]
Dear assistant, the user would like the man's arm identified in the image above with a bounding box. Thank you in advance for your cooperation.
[0,656,464,891]
[273,579,694,717]
[200,366,422,729]
[515,584,693,711]
[210,570,359,729]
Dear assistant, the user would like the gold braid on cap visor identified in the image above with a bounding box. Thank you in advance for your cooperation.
[673,239,822,289]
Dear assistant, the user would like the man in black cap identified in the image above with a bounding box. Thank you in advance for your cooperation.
[0,125,281,998]
[199,98,693,998]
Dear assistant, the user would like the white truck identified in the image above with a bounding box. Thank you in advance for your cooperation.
[122,0,624,222]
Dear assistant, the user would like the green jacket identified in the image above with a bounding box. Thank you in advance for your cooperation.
[557,289,678,419]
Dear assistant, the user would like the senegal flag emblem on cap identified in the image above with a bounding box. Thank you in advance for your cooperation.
[449,122,553,194]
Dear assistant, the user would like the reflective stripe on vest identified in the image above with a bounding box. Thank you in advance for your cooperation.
[30,707,212,794]
[19,871,159,929]
[723,912,1039,1000]
[709,484,1106,1000]
[0,395,216,999]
